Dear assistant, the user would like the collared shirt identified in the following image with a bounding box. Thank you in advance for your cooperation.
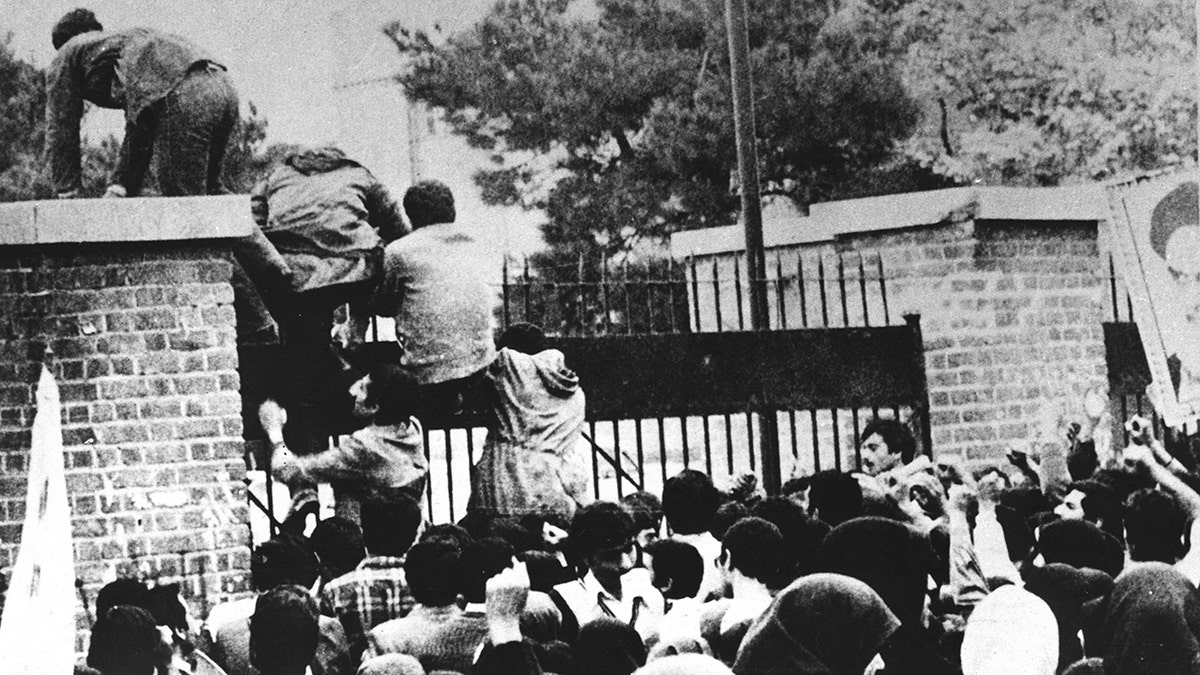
[371,222,497,385]
[322,556,414,658]
[553,570,665,643]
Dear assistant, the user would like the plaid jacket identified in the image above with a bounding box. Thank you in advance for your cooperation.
[322,556,414,658]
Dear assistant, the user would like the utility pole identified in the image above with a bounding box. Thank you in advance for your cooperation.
[724,0,781,492]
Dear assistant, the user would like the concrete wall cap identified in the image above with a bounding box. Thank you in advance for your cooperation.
[0,195,252,245]
[670,184,1108,257]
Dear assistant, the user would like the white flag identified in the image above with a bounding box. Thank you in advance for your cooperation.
[0,364,77,673]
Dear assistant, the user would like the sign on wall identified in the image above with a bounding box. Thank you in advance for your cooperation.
[1107,171,1200,427]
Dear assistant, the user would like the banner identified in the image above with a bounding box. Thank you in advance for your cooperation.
[1107,172,1200,427]
[0,364,77,673]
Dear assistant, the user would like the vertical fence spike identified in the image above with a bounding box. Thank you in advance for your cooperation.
[817,256,830,327]
[733,255,746,330]
[858,252,870,327]
[798,253,809,328]
[712,259,724,333]
[837,253,849,326]
[775,252,787,330]
[877,253,890,326]
[689,256,702,333]
[622,259,634,335]
[601,254,612,334]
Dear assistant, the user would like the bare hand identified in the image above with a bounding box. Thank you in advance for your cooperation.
[947,484,975,513]
[485,561,529,645]
[1122,443,1155,471]
[258,399,287,440]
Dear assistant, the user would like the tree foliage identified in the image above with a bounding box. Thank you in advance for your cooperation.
[388,0,939,264]
[874,0,1198,185]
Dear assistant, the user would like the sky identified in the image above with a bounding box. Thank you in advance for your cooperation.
[4,0,549,254]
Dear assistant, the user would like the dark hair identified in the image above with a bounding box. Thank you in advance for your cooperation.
[142,584,188,635]
[87,605,162,675]
[421,522,474,549]
[52,8,102,49]
[721,517,785,584]
[663,470,720,535]
[364,363,420,426]
[251,534,320,591]
[498,322,548,355]
[1068,479,1125,543]
[457,537,515,604]
[807,470,863,527]
[861,418,916,463]
[405,540,462,607]
[403,180,456,227]
[781,477,811,496]
[712,500,750,540]
[361,496,422,558]
[309,517,366,579]
[95,578,149,624]
[250,586,319,674]
[620,491,663,535]
[1037,519,1124,578]
[1124,488,1188,563]
[752,496,826,585]
[570,502,634,562]
[643,538,703,599]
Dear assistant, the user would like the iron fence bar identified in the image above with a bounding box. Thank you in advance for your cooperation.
[810,409,821,471]
[858,253,870,327]
[422,425,434,516]
[724,413,735,473]
[788,410,798,458]
[522,257,532,326]
[612,420,624,498]
[690,257,702,332]
[582,430,643,492]
[601,256,612,334]
[734,255,746,330]
[634,419,646,487]
[775,253,788,329]
[1108,253,1120,322]
[838,254,849,326]
[818,256,830,327]
[851,407,862,468]
[798,254,809,328]
[644,262,656,334]
[590,420,600,497]
[702,415,714,476]
[831,408,842,470]
[657,416,669,487]
[681,415,691,467]
[623,260,634,335]
[466,425,476,468]
[877,254,890,326]
[502,257,512,329]
[712,260,724,332]
[668,259,680,334]
[444,431,455,522]
[745,410,756,471]
[1120,395,1130,444]
[264,446,277,538]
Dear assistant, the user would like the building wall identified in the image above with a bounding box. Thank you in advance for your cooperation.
[0,205,252,649]
[685,216,1110,467]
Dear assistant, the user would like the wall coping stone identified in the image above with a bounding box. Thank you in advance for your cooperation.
[0,196,251,245]
[670,184,1107,257]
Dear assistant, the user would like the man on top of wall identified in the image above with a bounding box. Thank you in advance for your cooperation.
[45,8,239,198]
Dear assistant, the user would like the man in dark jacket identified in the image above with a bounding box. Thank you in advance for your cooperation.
[45,8,239,198]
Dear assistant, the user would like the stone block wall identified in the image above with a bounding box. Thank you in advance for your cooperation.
[0,198,252,650]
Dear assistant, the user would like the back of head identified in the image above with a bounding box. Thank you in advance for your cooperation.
[87,605,162,675]
[807,470,863,527]
[403,180,455,227]
[621,491,664,535]
[252,533,320,592]
[358,653,427,675]
[142,584,188,635]
[1068,478,1126,543]
[365,363,420,426]
[498,322,548,355]
[663,470,720,536]
[961,586,1058,675]
[361,496,422,558]
[405,540,462,607]
[1037,519,1123,578]
[861,418,917,463]
[308,516,366,579]
[95,578,149,624]
[574,617,647,675]
[817,516,930,629]
[734,573,899,675]
[1124,487,1188,563]
[1092,563,1200,675]
[458,537,515,604]
[711,501,750,540]
[250,586,319,675]
[721,517,784,585]
[571,501,634,563]
[644,539,704,600]
[52,8,102,49]
[751,496,825,585]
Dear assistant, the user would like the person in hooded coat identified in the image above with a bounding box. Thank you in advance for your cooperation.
[467,323,591,521]
[1022,562,1113,672]
[1083,563,1200,675]
[959,585,1059,675]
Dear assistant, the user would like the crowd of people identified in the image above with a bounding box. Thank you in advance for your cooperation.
[33,6,1200,675]
[60,409,1200,675]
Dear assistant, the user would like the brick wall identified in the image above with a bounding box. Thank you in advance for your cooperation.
[0,239,251,649]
